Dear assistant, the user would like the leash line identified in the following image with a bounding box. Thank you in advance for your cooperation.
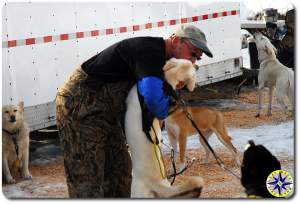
[169,149,177,185]
[178,98,241,180]
[160,140,196,184]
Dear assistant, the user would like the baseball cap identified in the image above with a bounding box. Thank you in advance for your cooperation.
[175,25,213,58]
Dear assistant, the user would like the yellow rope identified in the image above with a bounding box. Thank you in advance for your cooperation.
[153,143,167,179]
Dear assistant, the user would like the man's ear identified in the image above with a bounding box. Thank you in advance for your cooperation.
[171,36,180,48]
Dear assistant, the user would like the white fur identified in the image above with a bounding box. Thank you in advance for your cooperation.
[254,32,294,116]
[125,86,204,198]
[163,58,197,91]
[124,58,203,197]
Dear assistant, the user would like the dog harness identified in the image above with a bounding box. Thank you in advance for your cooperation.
[137,80,178,144]
[137,82,178,180]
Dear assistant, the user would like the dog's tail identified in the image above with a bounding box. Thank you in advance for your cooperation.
[151,176,204,198]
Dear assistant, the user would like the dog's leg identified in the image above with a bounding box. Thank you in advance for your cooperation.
[21,139,32,180]
[2,157,16,184]
[178,133,187,172]
[198,131,212,164]
[288,81,295,117]
[275,85,288,111]
[287,73,295,113]
[166,127,179,174]
[214,129,240,167]
[267,87,274,116]
[256,87,264,117]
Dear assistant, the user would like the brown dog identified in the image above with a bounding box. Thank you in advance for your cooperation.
[2,101,32,184]
[165,106,240,173]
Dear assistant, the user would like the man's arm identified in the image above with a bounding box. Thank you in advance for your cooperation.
[137,76,170,120]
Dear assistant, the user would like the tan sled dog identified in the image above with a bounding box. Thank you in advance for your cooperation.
[2,101,32,184]
[253,32,294,117]
[125,59,204,198]
[165,106,240,173]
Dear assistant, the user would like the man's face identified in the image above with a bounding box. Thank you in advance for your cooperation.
[172,37,203,64]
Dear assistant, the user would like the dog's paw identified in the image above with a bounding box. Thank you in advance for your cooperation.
[23,173,33,180]
[6,178,16,184]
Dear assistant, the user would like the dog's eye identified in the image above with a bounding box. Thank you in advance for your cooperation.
[13,109,17,112]
[5,110,9,114]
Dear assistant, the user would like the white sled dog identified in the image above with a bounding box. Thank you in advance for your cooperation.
[2,101,32,184]
[125,58,204,198]
[253,32,294,117]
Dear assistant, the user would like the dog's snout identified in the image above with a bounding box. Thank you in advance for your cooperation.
[193,64,199,70]
[10,115,16,123]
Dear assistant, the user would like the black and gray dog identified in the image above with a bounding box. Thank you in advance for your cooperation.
[241,140,281,198]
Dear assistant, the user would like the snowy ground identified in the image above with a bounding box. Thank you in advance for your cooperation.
[162,120,294,157]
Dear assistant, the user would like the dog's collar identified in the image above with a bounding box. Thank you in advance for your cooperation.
[248,194,262,198]
[259,58,276,67]
[2,128,19,136]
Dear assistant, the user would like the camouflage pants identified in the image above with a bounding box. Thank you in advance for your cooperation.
[56,67,132,198]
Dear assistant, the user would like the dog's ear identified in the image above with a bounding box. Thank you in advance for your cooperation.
[186,75,196,92]
[265,45,273,56]
[273,46,278,55]
[18,101,24,111]
[163,60,177,72]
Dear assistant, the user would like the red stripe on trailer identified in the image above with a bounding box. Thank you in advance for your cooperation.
[145,23,152,29]
[8,40,17,47]
[181,18,188,24]
[106,28,113,35]
[76,32,84,38]
[91,30,99,36]
[192,16,198,22]
[133,25,140,31]
[3,9,240,48]
[60,34,69,40]
[169,19,176,25]
[157,21,164,27]
[26,38,35,45]
[120,27,127,33]
[202,14,208,20]
[43,36,52,42]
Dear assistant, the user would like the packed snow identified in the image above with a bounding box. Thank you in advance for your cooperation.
[162,121,294,157]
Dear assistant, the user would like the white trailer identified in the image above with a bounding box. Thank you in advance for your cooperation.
[2,2,243,131]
